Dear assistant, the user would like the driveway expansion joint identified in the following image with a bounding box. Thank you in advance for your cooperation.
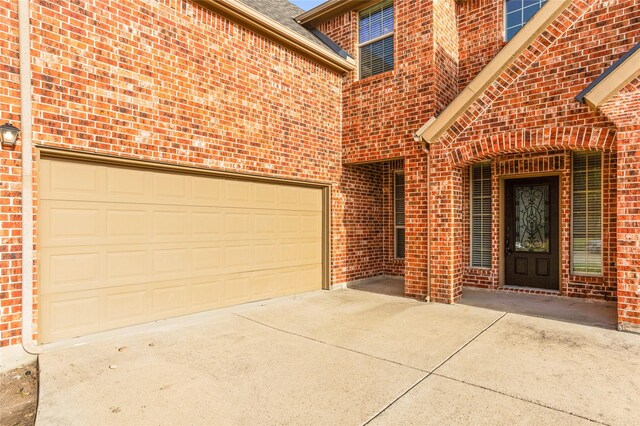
[233,313,429,373]
[432,373,609,425]
[361,312,508,425]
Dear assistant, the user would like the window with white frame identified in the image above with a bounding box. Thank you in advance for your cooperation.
[359,1,394,79]
[572,152,602,275]
[505,0,548,41]
[471,163,492,268]
[394,171,405,259]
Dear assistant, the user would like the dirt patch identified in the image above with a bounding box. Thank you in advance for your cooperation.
[0,362,38,426]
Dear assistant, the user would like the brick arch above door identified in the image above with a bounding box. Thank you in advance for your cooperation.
[446,127,617,167]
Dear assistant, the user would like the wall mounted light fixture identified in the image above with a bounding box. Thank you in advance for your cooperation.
[0,122,20,147]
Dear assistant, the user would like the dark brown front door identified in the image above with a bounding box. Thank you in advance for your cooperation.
[505,176,559,290]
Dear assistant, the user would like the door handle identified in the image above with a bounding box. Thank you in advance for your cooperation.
[505,227,512,256]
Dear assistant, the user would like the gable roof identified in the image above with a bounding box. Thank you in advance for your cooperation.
[414,0,574,146]
[238,0,327,49]
[576,42,640,109]
[296,0,379,27]
[195,0,354,73]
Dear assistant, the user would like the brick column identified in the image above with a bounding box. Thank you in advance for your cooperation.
[404,146,464,302]
[617,128,640,333]
[404,152,429,299]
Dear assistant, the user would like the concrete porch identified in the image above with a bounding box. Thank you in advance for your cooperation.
[347,276,617,329]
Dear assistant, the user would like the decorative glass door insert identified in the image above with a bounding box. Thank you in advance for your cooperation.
[514,184,549,253]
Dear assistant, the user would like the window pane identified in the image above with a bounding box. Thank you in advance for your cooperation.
[572,152,602,274]
[471,163,492,268]
[394,172,405,258]
[359,2,394,44]
[359,2,394,79]
[360,36,394,78]
[504,0,547,41]
[395,228,405,259]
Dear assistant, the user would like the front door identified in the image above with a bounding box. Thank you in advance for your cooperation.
[504,176,559,290]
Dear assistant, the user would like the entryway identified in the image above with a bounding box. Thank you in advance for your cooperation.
[504,176,559,290]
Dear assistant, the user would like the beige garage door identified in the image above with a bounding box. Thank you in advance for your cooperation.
[38,157,324,343]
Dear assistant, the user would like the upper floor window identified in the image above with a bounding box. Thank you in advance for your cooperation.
[359,1,394,79]
[505,0,547,41]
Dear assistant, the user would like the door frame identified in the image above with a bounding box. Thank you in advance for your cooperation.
[499,172,562,291]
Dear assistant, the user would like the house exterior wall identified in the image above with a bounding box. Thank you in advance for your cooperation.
[1,0,26,348]
[317,0,458,299]
[426,0,639,311]
[0,0,353,348]
[3,0,640,349]
[458,0,504,92]
[599,76,640,331]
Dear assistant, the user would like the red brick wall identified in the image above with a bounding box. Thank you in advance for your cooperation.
[0,0,351,347]
[599,76,640,331]
[0,0,24,347]
[316,0,451,300]
[458,0,504,92]
[428,0,639,307]
[340,164,384,282]
[433,0,459,113]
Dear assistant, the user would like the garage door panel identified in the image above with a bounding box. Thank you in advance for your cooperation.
[278,215,300,234]
[151,173,189,203]
[106,167,147,200]
[40,295,102,342]
[152,248,190,276]
[191,176,222,205]
[39,158,324,343]
[191,246,222,273]
[152,284,189,317]
[105,290,148,325]
[41,203,104,245]
[254,183,278,207]
[191,281,225,311]
[106,250,148,280]
[224,180,253,207]
[191,211,221,239]
[40,159,105,201]
[107,209,149,240]
[298,187,323,211]
[300,214,322,234]
[223,245,255,272]
[223,212,254,236]
[152,210,189,238]
[45,251,102,293]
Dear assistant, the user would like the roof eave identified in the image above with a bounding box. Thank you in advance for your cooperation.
[576,42,640,110]
[296,0,379,27]
[194,0,355,73]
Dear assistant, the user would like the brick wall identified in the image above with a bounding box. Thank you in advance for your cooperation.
[0,0,352,347]
[340,163,384,282]
[0,0,24,347]
[316,0,450,299]
[458,0,504,92]
[426,0,639,307]
[599,76,640,331]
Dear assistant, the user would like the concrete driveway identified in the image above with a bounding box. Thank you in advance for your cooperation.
[37,289,640,425]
